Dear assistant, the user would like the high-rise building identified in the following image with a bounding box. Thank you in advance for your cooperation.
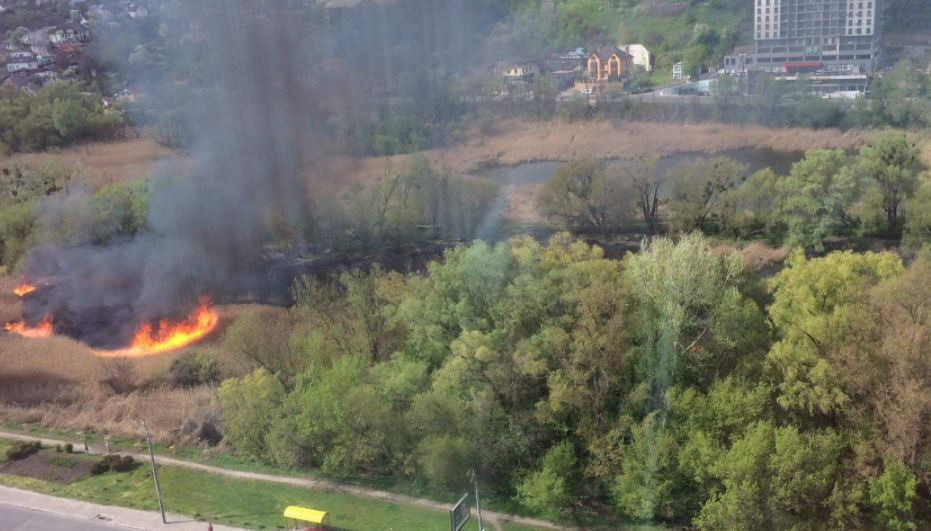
[725,0,878,94]
[752,0,878,72]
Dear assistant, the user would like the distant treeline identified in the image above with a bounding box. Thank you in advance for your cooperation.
[540,130,931,252]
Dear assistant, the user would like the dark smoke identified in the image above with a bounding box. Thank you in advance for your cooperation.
[22,0,497,348]
[24,1,313,348]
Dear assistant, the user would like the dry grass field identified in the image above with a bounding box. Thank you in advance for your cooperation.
[0,270,283,442]
[312,119,877,189]
[1,137,180,187]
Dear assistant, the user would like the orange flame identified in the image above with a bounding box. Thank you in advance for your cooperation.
[4,315,53,338]
[13,283,37,297]
[128,301,218,354]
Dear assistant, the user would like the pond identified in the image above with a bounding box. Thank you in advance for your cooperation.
[473,147,807,242]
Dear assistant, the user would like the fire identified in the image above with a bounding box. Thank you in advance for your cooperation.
[4,315,53,338]
[13,283,37,297]
[128,301,219,354]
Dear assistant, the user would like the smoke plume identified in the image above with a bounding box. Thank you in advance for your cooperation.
[24,1,313,348]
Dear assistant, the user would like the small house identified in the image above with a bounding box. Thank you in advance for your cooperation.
[6,53,38,73]
[619,44,653,72]
[587,47,632,81]
[502,62,539,83]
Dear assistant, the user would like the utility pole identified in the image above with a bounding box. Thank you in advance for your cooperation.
[471,469,484,531]
[142,420,166,524]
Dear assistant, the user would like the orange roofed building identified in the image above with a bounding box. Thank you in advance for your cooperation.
[586,47,632,82]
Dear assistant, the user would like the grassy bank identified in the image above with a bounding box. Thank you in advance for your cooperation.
[0,445,543,531]
[0,432,553,530]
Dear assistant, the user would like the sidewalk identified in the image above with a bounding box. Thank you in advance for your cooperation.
[0,485,244,530]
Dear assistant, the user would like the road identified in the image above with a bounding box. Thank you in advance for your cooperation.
[0,485,243,530]
[0,504,118,531]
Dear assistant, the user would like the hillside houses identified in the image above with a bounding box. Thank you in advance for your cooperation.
[0,4,90,93]
[496,43,654,98]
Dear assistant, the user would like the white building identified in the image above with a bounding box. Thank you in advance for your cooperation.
[7,56,39,73]
[619,44,652,72]
[672,62,684,81]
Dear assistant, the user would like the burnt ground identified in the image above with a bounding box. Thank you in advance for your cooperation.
[0,451,94,484]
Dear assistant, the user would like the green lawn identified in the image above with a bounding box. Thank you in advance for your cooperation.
[0,446,545,531]
[0,422,543,522]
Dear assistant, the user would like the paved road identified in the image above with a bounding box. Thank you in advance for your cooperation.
[0,485,243,530]
[0,503,120,530]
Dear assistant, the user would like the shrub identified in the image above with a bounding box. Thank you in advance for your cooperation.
[92,454,136,474]
[5,441,41,460]
[168,353,220,387]
[90,460,109,475]
[64,443,73,454]
[55,444,62,453]
[112,455,135,472]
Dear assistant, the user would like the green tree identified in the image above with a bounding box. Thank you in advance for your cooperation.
[614,156,662,237]
[613,413,682,521]
[903,178,931,250]
[694,421,775,530]
[517,441,577,517]
[857,130,924,232]
[666,157,747,233]
[624,233,763,396]
[539,158,634,235]
[777,149,860,251]
[869,459,918,531]
[766,250,904,417]
[870,60,930,128]
[217,368,285,458]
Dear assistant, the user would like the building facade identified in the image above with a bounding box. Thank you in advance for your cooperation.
[587,47,632,81]
[751,0,878,73]
[619,44,653,72]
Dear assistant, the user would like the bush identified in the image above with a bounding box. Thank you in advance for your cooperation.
[64,443,73,454]
[92,454,136,474]
[55,444,62,453]
[168,353,221,387]
[112,455,135,472]
[6,441,41,460]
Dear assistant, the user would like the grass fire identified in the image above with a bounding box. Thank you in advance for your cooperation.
[13,283,37,297]
[4,315,53,338]
[97,301,219,357]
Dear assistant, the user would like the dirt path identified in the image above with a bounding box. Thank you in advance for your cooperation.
[0,431,562,530]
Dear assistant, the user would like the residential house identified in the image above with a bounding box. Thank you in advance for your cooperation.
[6,52,38,73]
[619,44,652,72]
[49,22,89,44]
[543,48,586,72]
[586,47,632,82]
[672,62,684,81]
[502,62,539,84]
[9,50,34,60]
[722,44,754,75]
